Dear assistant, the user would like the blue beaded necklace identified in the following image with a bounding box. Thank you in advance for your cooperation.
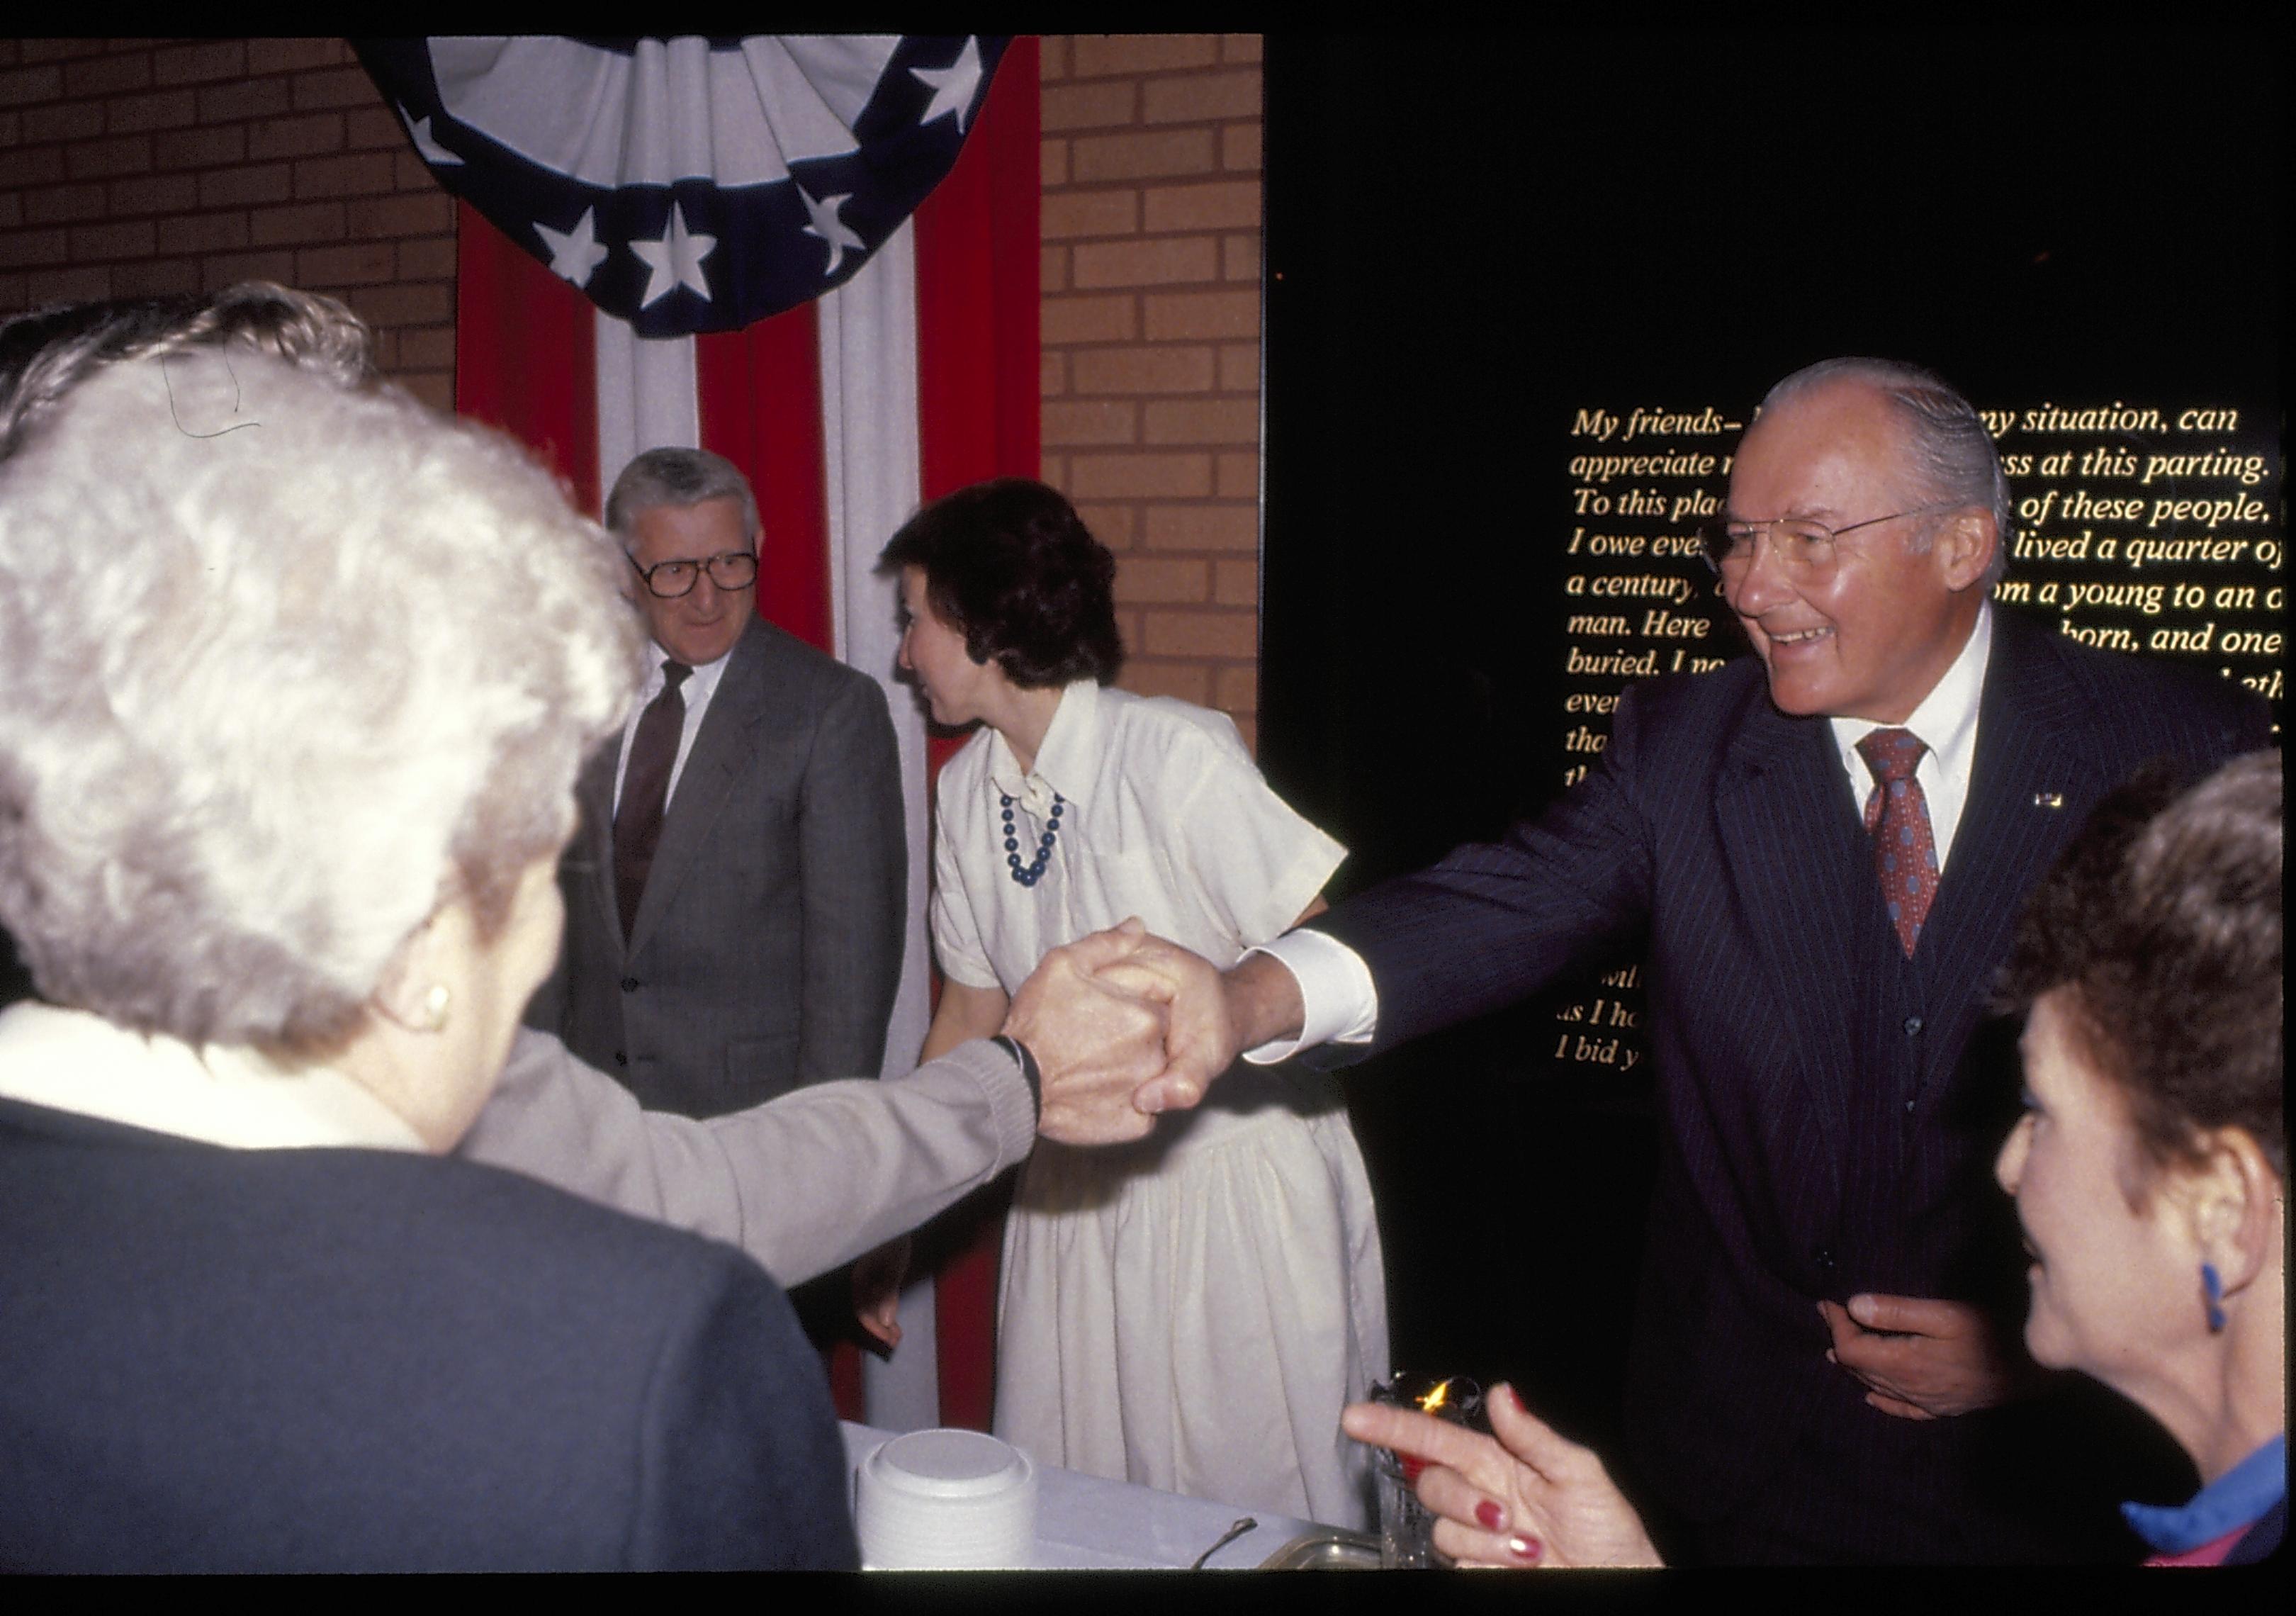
[1000,791,1064,887]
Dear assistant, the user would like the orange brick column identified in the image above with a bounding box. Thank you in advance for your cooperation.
[1037,34,1265,746]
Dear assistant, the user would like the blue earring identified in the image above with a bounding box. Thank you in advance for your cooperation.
[2201,1263,2227,1333]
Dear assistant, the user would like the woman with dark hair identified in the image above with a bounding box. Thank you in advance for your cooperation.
[878,478,1388,1529]
[1988,750,2284,1564]
[1341,751,2283,1566]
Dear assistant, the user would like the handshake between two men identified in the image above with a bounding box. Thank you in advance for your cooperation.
[840,917,1242,1352]
[1002,917,1266,1145]
[1006,919,2025,1436]
[471,913,1264,1321]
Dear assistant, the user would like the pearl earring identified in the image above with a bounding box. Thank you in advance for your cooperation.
[420,984,451,1033]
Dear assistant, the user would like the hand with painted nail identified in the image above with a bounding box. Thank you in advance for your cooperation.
[1341,1382,1662,1568]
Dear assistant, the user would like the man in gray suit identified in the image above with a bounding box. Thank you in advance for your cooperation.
[528,449,906,1119]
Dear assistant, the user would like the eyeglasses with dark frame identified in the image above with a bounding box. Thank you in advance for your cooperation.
[627,550,760,599]
[1699,502,1967,580]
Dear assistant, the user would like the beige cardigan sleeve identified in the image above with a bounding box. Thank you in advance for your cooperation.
[458,1028,1035,1286]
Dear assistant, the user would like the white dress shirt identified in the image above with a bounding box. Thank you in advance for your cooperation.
[1828,603,1992,870]
[1246,607,1995,1061]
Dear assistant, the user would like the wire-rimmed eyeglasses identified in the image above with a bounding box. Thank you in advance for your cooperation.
[628,551,759,599]
[1699,503,1966,580]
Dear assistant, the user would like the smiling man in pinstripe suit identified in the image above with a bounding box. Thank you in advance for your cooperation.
[1122,359,2272,1562]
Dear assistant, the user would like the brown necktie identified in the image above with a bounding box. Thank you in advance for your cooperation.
[1857,728,1938,958]
[614,661,691,941]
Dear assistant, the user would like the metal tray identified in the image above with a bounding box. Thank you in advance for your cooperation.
[1254,1529,1383,1569]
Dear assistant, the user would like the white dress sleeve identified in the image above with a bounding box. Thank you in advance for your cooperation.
[928,778,1005,991]
[1161,715,1346,950]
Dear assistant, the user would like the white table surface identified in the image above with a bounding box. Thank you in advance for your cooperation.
[840,1422,1337,1571]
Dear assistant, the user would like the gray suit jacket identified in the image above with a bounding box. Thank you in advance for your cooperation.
[528,616,906,1118]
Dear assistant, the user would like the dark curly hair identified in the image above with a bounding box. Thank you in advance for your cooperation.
[1993,751,2283,1186]
[874,478,1122,689]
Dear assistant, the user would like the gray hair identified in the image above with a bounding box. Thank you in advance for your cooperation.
[1760,357,2013,587]
[0,348,644,1050]
[604,447,760,546]
[0,282,372,464]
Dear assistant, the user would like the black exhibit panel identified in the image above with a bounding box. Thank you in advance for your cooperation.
[1259,28,2280,1484]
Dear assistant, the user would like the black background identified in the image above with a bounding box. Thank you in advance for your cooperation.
[1259,27,2280,1480]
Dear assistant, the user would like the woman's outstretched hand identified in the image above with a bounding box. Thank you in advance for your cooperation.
[1341,1381,1664,1568]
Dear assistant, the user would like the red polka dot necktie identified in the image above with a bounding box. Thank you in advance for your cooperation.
[1857,728,1938,958]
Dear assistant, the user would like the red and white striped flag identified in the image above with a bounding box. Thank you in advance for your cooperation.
[360,35,1040,1433]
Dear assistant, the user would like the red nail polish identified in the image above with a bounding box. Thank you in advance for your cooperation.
[1399,1455,1427,1483]
[1476,1500,1505,1531]
[1510,1535,1542,1564]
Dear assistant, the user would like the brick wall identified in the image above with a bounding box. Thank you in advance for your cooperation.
[1040,35,1265,744]
[2,35,1267,732]
[0,38,456,409]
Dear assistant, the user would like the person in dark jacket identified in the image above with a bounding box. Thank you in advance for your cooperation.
[1346,749,2284,1567]
[0,320,856,1571]
[1127,359,2271,1561]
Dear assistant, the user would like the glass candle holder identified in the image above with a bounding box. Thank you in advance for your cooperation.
[1367,1373,1485,1569]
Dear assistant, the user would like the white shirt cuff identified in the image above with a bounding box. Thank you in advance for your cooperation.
[1239,928,1379,1063]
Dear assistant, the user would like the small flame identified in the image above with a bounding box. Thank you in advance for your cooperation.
[1416,1378,1453,1416]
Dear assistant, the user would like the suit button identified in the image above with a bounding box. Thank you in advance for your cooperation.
[614,1051,628,1067]
[620,977,640,992]
[1814,1246,1837,1272]
[1903,1015,1923,1036]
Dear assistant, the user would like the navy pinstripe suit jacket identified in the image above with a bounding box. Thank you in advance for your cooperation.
[1313,608,2270,1561]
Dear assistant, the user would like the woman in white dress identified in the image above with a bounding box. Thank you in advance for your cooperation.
[876,479,1388,1529]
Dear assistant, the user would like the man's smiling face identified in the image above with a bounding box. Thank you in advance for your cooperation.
[1721,379,1981,726]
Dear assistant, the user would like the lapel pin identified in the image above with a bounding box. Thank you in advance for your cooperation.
[2032,791,2064,809]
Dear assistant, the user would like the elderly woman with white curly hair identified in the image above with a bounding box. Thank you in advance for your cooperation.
[0,323,857,1569]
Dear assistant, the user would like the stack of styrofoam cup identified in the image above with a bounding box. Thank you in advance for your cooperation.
[853,1428,1038,1570]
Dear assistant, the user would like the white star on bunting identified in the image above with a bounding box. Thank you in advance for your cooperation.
[396,105,463,166]
[911,38,984,132]
[797,184,865,278]
[534,208,610,286]
[629,201,717,309]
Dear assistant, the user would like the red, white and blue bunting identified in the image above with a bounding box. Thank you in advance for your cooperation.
[356,35,1039,1437]
[352,36,1009,337]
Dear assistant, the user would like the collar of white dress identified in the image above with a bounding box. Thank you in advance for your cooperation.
[986,677,1104,814]
[0,1000,422,1152]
